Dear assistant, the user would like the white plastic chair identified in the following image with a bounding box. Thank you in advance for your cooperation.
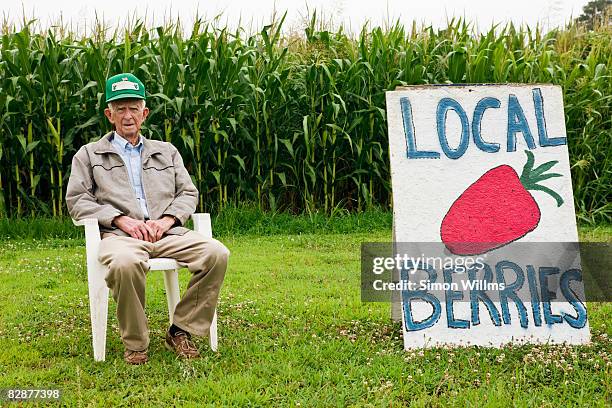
[73,213,218,362]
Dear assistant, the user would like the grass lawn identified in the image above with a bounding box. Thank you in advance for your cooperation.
[0,227,610,406]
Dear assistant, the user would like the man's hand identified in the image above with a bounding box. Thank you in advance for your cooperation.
[112,215,156,242]
[145,216,176,241]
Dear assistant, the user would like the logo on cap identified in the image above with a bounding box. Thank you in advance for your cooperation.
[112,78,140,91]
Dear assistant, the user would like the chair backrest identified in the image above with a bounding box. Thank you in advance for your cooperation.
[191,213,212,238]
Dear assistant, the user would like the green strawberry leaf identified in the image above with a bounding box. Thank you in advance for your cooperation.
[520,150,535,183]
[520,150,565,207]
[532,172,563,182]
[532,160,559,177]
[528,184,564,207]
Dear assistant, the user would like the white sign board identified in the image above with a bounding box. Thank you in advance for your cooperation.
[385,84,590,348]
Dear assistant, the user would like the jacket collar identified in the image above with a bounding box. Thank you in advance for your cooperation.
[112,132,143,150]
[93,132,162,162]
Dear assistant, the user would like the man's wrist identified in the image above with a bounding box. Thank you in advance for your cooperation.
[111,215,124,227]
[162,215,179,227]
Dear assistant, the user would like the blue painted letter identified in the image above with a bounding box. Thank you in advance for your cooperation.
[472,97,501,153]
[560,268,588,329]
[507,94,536,152]
[469,264,501,326]
[496,261,529,328]
[539,267,563,326]
[444,268,469,329]
[526,265,542,327]
[400,97,440,159]
[437,98,470,159]
[402,263,441,331]
[532,88,566,147]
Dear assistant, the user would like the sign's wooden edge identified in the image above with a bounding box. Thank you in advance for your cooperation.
[391,83,559,91]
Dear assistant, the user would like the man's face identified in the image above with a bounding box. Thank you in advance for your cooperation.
[104,99,149,140]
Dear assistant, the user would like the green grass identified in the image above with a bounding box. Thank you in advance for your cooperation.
[0,228,610,406]
[0,205,395,239]
[1,205,610,240]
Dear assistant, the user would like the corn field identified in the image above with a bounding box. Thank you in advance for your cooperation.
[0,15,610,223]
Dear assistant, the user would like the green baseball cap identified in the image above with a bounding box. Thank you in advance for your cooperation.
[105,73,146,103]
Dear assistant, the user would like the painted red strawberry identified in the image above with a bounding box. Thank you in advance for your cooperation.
[441,151,564,255]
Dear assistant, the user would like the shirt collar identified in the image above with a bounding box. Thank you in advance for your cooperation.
[113,131,143,149]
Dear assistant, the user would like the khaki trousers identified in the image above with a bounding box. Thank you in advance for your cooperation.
[98,231,229,351]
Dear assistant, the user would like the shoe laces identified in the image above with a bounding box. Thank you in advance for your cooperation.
[174,332,197,352]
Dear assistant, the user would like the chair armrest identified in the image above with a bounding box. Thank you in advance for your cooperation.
[72,218,102,270]
[191,213,212,238]
[72,218,101,239]
[72,218,100,227]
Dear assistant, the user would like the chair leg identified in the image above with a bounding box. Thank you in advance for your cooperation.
[210,309,218,352]
[163,269,181,324]
[89,267,109,362]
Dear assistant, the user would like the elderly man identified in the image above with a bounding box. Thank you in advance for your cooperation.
[66,73,229,365]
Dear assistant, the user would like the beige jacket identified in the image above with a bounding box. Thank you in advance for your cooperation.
[66,132,198,237]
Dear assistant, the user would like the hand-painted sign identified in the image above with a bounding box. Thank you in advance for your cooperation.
[385,84,590,348]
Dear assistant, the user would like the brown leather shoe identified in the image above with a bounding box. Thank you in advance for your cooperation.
[124,349,148,365]
[165,330,200,359]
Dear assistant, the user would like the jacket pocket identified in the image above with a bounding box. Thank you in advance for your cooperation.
[143,154,176,199]
[92,162,133,190]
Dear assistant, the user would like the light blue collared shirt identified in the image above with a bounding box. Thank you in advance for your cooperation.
[111,132,149,218]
